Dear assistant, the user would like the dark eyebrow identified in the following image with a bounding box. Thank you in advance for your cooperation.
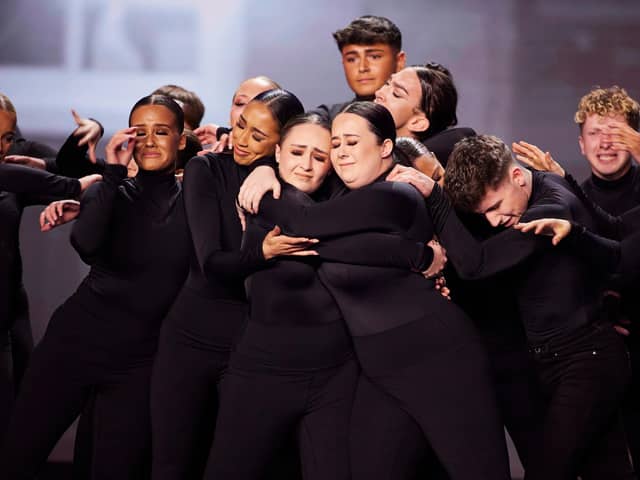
[252,126,267,137]
[390,79,409,96]
[364,48,386,54]
[483,199,502,213]
[312,147,329,155]
[132,123,172,128]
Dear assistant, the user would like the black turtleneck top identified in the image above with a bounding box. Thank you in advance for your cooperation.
[68,164,189,352]
[426,171,604,345]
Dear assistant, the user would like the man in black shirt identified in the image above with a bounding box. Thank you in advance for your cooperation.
[317,15,406,119]
[576,86,640,470]
[388,134,635,479]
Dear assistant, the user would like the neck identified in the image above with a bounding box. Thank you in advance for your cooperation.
[592,161,632,183]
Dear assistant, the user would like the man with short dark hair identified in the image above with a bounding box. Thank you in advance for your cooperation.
[387,134,635,479]
[318,15,405,119]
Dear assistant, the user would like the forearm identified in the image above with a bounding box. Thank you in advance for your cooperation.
[0,163,80,204]
[70,165,125,262]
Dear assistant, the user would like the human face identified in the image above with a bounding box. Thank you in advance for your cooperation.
[330,112,393,189]
[0,110,17,161]
[231,101,279,166]
[374,68,427,137]
[341,43,405,98]
[130,105,185,171]
[277,123,332,194]
[474,168,531,228]
[229,78,274,128]
[579,113,632,181]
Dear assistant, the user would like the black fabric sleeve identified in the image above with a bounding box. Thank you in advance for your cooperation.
[563,222,621,274]
[70,164,126,264]
[317,233,432,271]
[184,157,266,281]
[0,163,81,206]
[243,212,432,271]
[9,137,56,159]
[54,132,105,177]
[425,184,558,279]
[258,182,422,239]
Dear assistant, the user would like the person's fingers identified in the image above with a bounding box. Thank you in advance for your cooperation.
[88,142,97,164]
[272,181,281,200]
[39,209,47,229]
[289,250,319,256]
[56,202,65,217]
[534,223,546,235]
[614,325,630,336]
[71,109,82,126]
[552,235,561,246]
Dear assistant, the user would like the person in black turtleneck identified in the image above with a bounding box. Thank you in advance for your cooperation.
[316,15,406,120]
[0,94,191,479]
[239,102,511,480]
[390,134,634,479]
[0,94,103,437]
[150,89,306,480]
[513,85,640,471]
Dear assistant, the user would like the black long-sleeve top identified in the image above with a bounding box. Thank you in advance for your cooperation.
[69,165,189,352]
[0,139,83,331]
[255,179,443,338]
[236,182,434,369]
[426,171,604,345]
[422,126,476,167]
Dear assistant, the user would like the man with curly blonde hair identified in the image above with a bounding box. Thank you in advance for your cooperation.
[578,86,640,470]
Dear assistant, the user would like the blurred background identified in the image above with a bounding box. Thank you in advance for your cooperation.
[2,0,640,477]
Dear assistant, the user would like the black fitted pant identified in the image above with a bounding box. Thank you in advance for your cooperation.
[204,357,359,480]
[351,324,511,480]
[623,337,640,472]
[0,301,154,480]
[526,322,635,480]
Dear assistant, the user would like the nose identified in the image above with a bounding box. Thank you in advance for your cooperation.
[300,152,313,170]
[375,85,387,103]
[236,128,249,147]
[359,56,370,72]
[486,212,501,227]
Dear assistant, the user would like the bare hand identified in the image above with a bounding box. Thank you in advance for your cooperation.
[386,164,435,197]
[198,133,232,155]
[78,174,102,192]
[40,199,80,232]
[262,225,319,260]
[236,201,247,232]
[105,127,136,167]
[422,239,447,278]
[512,141,565,176]
[435,275,451,300]
[71,109,102,163]
[238,166,281,214]
[606,121,640,162]
[194,123,220,146]
[514,218,571,245]
[2,155,47,170]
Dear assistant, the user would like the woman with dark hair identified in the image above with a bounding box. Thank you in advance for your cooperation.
[0,94,191,479]
[150,89,305,480]
[238,101,511,480]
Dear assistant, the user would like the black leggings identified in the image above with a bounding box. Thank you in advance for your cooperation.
[204,358,359,480]
[0,302,154,480]
[351,323,511,480]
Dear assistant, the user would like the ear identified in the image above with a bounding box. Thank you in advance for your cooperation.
[380,138,394,159]
[178,133,187,151]
[395,50,406,71]
[511,166,526,187]
[275,144,281,163]
[578,134,585,156]
[408,112,430,136]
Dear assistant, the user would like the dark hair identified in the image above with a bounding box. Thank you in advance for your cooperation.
[280,112,331,144]
[444,135,513,212]
[339,101,396,146]
[176,130,202,171]
[394,136,432,166]
[0,93,16,115]
[333,15,402,52]
[129,94,185,134]
[251,89,305,130]
[410,63,458,140]
[152,85,205,129]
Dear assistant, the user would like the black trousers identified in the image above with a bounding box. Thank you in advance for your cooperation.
[526,322,635,480]
[204,357,358,480]
[351,323,511,480]
[623,337,640,472]
[0,301,154,480]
